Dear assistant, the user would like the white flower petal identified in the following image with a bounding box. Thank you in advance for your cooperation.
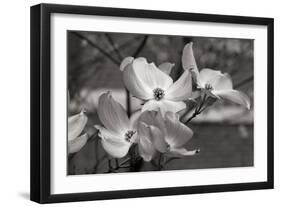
[160,100,187,115]
[210,74,233,91]
[214,89,251,109]
[68,133,88,154]
[129,131,139,144]
[129,109,142,130]
[148,125,167,153]
[120,56,134,71]
[167,148,199,157]
[190,90,201,100]
[68,110,88,141]
[138,110,157,126]
[138,122,156,161]
[142,100,186,116]
[198,69,233,91]
[101,138,131,158]
[132,58,173,90]
[164,112,194,148]
[182,42,199,76]
[165,111,180,120]
[95,125,131,158]
[97,92,130,134]
[141,100,159,112]
[158,62,175,75]
[123,61,153,100]
[154,109,167,133]
[203,88,219,99]
[198,69,221,85]
[141,107,167,126]
[94,125,122,141]
[138,137,155,162]
[138,109,167,135]
[141,100,161,113]
[165,70,192,101]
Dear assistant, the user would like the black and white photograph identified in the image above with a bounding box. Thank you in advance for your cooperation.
[67,31,253,175]
[29,3,273,204]
[0,0,277,206]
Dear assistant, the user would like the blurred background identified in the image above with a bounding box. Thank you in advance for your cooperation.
[67,31,253,175]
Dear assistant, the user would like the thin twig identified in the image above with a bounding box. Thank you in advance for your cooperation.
[74,37,144,72]
[104,34,124,61]
[234,76,253,89]
[179,100,197,122]
[158,153,163,170]
[107,159,113,173]
[184,94,207,124]
[184,110,200,124]
[119,157,131,166]
[107,36,143,55]
[105,158,131,173]
[72,32,120,66]
[133,35,148,57]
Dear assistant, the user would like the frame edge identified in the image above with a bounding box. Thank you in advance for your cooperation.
[267,18,274,189]
[30,4,42,203]
[30,3,274,203]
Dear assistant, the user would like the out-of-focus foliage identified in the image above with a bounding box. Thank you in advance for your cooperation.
[67,31,253,175]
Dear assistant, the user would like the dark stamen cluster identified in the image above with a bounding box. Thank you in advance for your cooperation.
[153,88,165,101]
[205,83,213,91]
[125,130,136,142]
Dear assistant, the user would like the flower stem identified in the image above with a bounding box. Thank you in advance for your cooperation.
[107,159,113,173]
[120,157,131,166]
[115,159,119,168]
[106,158,131,173]
[158,153,163,171]
[126,89,131,116]
[129,145,137,171]
[184,94,207,124]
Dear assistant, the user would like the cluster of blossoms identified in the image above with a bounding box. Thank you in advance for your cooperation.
[92,42,250,162]
[68,43,250,169]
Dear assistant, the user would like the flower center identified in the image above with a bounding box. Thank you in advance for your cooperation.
[205,83,213,91]
[124,130,136,143]
[153,88,165,101]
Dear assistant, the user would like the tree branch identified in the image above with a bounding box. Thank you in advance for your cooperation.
[72,32,120,66]
[104,34,124,61]
[133,35,148,57]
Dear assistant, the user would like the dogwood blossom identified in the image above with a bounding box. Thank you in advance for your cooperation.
[94,92,139,158]
[182,42,250,109]
[138,110,199,159]
[121,57,192,115]
[68,110,88,154]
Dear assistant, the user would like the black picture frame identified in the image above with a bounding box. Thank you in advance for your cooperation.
[30,3,274,204]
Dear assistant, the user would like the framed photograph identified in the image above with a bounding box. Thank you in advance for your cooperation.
[30,3,274,203]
